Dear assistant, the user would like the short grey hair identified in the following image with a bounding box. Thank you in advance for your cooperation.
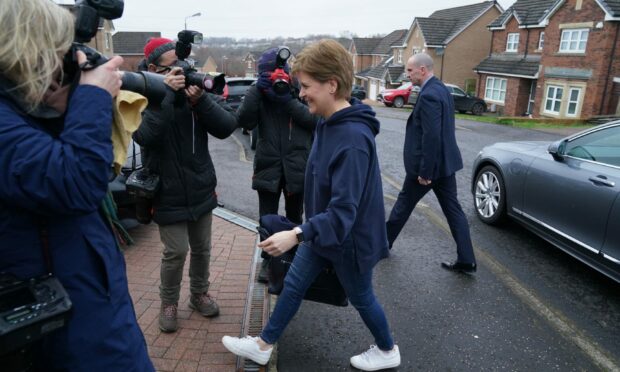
[411,53,434,71]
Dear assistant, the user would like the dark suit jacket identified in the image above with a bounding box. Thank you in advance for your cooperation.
[403,76,463,180]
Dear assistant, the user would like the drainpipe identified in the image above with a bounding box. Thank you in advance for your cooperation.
[488,28,494,57]
[524,28,530,57]
[600,22,620,115]
[440,46,445,80]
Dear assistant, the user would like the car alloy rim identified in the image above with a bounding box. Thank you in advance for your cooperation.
[475,171,501,218]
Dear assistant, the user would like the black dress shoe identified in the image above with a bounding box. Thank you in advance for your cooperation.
[441,261,477,274]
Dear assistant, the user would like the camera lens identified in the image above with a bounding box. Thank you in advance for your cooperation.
[277,48,291,61]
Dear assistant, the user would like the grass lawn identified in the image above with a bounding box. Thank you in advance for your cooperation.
[455,113,592,130]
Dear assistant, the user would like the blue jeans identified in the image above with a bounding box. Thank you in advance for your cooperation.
[260,242,394,350]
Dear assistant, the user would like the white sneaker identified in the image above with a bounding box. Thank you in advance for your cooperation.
[350,344,401,371]
[221,335,273,365]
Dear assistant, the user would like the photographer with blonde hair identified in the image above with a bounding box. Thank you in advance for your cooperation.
[0,0,153,370]
[222,39,400,371]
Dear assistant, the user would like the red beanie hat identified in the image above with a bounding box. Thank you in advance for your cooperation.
[144,37,174,64]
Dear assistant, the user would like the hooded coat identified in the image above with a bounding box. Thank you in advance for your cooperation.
[298,101,389,273]
[0,79,153,371]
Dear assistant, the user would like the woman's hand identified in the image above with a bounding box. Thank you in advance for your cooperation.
[77,50,123,97]
[258,230,298,257]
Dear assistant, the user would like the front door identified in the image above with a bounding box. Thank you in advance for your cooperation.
[369,83,377,101]
[526,80,537,115]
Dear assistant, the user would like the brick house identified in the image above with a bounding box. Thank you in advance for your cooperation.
[112,32,161,72]
[475,0,620,119]
[392,1,503,93]
[351,30,407,100]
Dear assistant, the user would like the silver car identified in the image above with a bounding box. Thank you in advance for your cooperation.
[471,121,620,283]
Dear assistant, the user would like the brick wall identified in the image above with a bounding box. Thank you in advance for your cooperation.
[440,7,501,89]
[479,74,533,116]
[490,16,545,56]
[354,55,376,73]
[120,55,144,72]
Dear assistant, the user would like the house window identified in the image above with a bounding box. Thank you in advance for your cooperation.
[544,85,563,114]
[567,87,582,117]
[506,33,519,52]
[559,29,589,53]
[104,33,111,50]
[398,50,403,64]
[538,32,545,50]
[247,61,252,69]
[485,77,507,103]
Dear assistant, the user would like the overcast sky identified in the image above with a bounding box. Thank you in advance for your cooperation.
[59,0,514,39]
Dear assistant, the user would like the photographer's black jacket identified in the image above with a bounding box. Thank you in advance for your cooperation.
[237,85,318,194]
[133,91,237,225]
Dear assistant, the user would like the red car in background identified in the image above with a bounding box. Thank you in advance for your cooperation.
[377,82,419,108]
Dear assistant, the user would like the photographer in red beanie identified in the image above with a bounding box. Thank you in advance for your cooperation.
[133,37,238,333]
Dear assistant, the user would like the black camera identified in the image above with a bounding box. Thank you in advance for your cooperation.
[270,47,292,95]
[171,30,226,95]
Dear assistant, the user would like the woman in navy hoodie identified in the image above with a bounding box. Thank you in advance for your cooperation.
[222,39,400,371]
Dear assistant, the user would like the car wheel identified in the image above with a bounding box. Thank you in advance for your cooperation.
[472,103,485,116]
[393,96,405,108]
[250,127,257,150]
[474,165,506,225]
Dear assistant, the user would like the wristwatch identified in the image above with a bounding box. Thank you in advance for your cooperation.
[293,226,304,243]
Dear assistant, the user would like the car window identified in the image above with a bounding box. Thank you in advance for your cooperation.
[565,125,620,166]
[452,87,466,96]
[397,82,412,90]
[445,86,454,93]
[228,85,252,95]
[227,80,255,87]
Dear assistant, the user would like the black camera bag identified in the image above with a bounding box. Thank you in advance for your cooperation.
[126,168,160,199]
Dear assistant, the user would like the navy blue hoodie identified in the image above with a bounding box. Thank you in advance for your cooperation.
[299,101,389,273]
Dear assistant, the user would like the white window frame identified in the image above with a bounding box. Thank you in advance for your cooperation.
[559,28,589,53]
[506,33,519,52]
[397,50,403,64]
[544,85,564,115]
[484,77,507,103]
[566,87,582,117]
[538,32,545,50]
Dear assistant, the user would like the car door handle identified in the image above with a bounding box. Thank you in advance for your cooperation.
[588,176,615,187]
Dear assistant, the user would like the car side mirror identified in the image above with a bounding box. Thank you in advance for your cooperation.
[548,140,565,161]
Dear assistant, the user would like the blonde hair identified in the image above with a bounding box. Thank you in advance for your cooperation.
[292,39,353,100]
[0,0,74,111]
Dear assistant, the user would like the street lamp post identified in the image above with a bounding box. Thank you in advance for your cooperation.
[184,12,201,30]
[221,56,228,74]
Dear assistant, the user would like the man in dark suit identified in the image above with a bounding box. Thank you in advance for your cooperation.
[386,53,477,273]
